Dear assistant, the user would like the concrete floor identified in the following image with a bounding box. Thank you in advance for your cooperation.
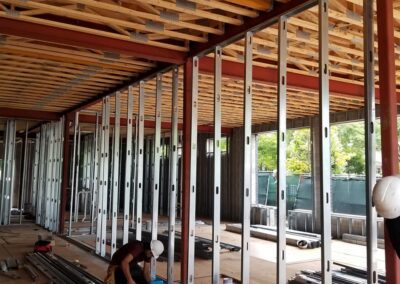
[0,218,386,283]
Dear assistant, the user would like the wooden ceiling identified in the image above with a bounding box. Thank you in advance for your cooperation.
[0,0,398,128]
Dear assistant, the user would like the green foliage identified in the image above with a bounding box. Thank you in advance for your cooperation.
[286,129,311,174]
[257,132,277,171]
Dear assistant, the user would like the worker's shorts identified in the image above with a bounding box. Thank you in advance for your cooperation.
[114,263,148,284]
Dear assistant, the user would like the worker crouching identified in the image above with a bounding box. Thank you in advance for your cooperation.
[105,240,164,284]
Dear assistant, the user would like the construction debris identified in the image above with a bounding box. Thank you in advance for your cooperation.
[289,263,386,284]
[26,252,102,284]
[226,224,321,249]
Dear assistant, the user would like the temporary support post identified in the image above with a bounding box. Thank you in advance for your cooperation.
[376,1,400,283]
[123,86,134,244]
[212,46,222,284]
[90,113,99,235]
[101,96,110,257]
[136,81,145,241]
[241,31,253,284]
[187,56,199,284]
[151,74,162,278]
[319,0,332,283]
[111,92,121,257]
[277,15,287,284]
[168,67,179,283]
[364,0,378,282]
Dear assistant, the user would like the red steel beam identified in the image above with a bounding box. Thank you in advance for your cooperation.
[59,114,72,234]
[0,17,185,64]
[0,107,60,121]
[78,114,232,134]
[377,2,400,284]
[199,57,400,101]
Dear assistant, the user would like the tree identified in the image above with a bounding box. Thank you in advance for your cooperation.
[286,129,311,174]
[257,132,277,170]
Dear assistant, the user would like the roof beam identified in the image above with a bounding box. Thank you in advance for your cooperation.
[0,107,60,121]
[0,17,186,64]
[199,57,400,101]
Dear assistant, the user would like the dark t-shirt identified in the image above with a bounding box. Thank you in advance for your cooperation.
[110,241,151,265]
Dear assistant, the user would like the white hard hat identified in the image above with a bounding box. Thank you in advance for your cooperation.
[373,176,400,219]
[150,240,164,259]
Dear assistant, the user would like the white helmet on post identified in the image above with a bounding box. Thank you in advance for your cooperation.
[150,240,164,259]
[373,175,400,219]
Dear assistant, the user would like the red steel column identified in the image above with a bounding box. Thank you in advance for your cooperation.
[376,1,400,283]
[181,59,193,284]
[59,115,71,234]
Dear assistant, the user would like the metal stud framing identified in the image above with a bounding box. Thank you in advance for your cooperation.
[123,86,134,244]
[136,81,145,241]
[90,113,99,235]
[168,67,179,284]
[96,101,105,253]
[212,46,222,284]
[131,113,139,229]
[32,134,40,217]
[0,120,16,225]
[187,56,199,284]
[73,125,81,223]
[241,31,253,284]
[151,74,162,278]
[101,96,111,257]
[111,92,121,257]
[364,0,378,282]
[277,16,287,284]
[319,0,332,283]
[19,122,29,224]
[30,119,63,232]
[69,112,79,236]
